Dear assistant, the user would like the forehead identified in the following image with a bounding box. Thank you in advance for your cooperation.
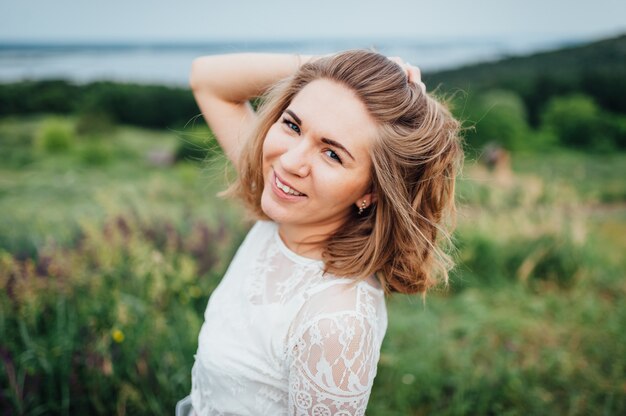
[287,79,378,154]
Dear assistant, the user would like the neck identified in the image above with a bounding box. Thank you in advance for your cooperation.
[277,218,345,260]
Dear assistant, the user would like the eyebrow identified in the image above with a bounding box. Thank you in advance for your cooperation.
[284,109,356,162]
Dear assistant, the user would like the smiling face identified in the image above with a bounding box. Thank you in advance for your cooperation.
[260,79,379,240]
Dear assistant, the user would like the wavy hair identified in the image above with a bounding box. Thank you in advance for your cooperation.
[224,50,463,295]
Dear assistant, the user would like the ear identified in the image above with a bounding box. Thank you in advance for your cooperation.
[354,191,377,210]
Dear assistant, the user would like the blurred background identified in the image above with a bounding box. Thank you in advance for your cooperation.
[1,1,625,415]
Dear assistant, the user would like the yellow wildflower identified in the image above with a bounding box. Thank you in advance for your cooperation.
[112,328,125,343]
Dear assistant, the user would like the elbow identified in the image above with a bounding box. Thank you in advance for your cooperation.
[189,56,217,91]
[189,57,204,91]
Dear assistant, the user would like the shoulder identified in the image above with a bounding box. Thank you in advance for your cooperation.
[285,279,387,403]
[289,278,387,350]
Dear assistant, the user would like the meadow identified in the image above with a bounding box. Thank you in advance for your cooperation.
[0,112,624,415]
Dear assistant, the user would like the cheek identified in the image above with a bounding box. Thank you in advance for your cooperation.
[316,169,370,202]
[262,125,284,160]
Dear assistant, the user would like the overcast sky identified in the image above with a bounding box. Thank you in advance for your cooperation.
[1,0,625,43]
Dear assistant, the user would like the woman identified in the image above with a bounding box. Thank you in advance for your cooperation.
[178,50,463,416]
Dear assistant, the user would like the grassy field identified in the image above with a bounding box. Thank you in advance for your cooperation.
[1,115,625,415]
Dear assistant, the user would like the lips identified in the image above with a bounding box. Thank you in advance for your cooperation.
[272,169,307,197]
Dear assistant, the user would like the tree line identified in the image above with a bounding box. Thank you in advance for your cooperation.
[1,33,625,151]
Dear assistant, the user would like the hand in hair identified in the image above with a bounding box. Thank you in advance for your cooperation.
[387,56,427,94]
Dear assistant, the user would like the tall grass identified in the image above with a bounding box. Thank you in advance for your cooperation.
[1,116,625,415]
[368,163,626,415]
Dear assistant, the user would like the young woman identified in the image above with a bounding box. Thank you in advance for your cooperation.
[177,50,463,416]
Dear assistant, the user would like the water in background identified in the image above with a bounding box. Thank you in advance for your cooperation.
[0,37,576,87]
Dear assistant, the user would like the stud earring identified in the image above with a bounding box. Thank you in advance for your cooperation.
[358,200,367,215]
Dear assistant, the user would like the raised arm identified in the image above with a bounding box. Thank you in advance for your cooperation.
[189,53,311,167]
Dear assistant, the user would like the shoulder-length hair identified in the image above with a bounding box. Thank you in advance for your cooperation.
[224,50,463,295]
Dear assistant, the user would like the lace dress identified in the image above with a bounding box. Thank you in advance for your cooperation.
[189,221,388,416]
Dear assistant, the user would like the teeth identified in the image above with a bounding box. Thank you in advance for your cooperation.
[275,176,303,196]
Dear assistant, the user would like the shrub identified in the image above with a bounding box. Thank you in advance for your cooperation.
[75,111,116,136]
[540,94,618,150]
[466,90,531,151]
[35,117,75,153]
[81,82,198,129]
[78,142,112,166]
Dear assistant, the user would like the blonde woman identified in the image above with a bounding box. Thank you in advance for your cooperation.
[177,50,463,416]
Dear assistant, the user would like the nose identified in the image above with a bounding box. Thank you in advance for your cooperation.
[279,138,311,177]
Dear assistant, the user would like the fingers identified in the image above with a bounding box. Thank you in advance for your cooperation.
[407,65,427,94]
[388,56,426,94]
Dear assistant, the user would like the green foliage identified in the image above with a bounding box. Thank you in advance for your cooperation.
[79,82,198,129]
[541,94,601,148]
[426,33,626,128]
[78,141,113,166]
[0,80,198,130]
[466,90,530,151]
[35,117,75,153]
[0,80,80,115]
[174,125,221,163]
[370,278,626,415]
[75,110,116,136]
[0,116,37,167]
[2,106,626,414]
[2,33,625,154]
[0,210,237,414]
[540,94,626,151]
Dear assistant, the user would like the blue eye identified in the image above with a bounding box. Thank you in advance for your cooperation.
[282,118,300,134]
[324,149,342,164]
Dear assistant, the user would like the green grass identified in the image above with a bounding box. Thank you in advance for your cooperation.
[1,115,625,415]
[0,115,238,257]
[511,151,626,203]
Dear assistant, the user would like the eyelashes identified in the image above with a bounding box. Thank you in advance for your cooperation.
[281,117,343,164]
[324,149,342,163]
[282,117,301,134]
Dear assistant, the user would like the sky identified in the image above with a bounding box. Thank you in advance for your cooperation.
[0,0,625,43]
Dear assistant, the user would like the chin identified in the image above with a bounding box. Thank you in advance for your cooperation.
[260,189,282,223]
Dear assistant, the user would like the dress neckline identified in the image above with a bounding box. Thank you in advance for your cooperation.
[273,225,325,268]
[269,222,384,294]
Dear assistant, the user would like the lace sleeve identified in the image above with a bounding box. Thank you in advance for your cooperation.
[287,312,380,416]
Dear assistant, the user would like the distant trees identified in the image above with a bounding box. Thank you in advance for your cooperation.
[464,90,531,151]
[3,29,626,154]
[461,90,626,152]
[0,80,198,129]
[427,33,626,152]
[541,94,626,151]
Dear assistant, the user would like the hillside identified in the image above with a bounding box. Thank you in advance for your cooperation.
[424,33,626,123]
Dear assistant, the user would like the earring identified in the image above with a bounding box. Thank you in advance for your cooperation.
[358,200,367,215]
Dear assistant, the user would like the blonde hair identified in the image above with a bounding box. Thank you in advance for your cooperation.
[226,50,463,295]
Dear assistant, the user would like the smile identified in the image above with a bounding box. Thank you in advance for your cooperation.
[275,175,305,196]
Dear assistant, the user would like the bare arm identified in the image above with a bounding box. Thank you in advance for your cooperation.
[189,53,312,167]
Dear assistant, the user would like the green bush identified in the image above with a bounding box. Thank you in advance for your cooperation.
[75,111,116,136]
[540,94,622,151]
[35,117,75,153]
[78,142,113,166]
[466,90,531,151]
[0,80,80,115]
[80,82,198,129]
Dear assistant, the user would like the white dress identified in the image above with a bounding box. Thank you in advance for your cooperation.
[189,221,388,416]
